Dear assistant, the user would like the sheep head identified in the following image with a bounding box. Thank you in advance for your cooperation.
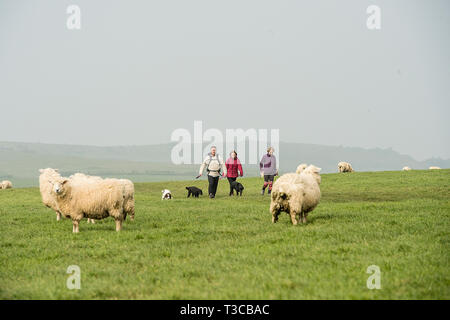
[49,178,69,197]
[295,163,308,174]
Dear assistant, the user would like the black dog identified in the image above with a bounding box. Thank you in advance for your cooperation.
[186,186,203,198]
[230,181,244,196]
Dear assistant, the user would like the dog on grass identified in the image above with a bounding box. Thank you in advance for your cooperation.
[186,186,203,198]
[161,189,172,200]
[230,181,244,196]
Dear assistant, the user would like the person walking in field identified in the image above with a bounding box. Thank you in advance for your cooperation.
[225,150,244,196]
[198,146,227,198]
[259,146,278,195]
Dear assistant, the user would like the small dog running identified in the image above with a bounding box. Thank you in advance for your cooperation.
[186,186,203,198]
[161,189,172,200]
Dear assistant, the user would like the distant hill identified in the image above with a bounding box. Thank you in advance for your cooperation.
[0,141,448,187]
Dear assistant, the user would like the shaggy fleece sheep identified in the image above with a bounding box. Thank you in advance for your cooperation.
[69,173,135,222]
[295,163,307,174]
[39,169,63,220]
[429,166,441,170]
[119,179,135,221]
[0,180,12,189]
[270,164,321,225]
[49,177,127,233]
[338,162,354,173]
[402,166,412,171]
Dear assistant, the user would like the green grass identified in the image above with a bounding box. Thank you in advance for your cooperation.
[0,170,449,299]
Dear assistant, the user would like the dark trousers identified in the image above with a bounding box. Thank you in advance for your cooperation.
[263,174,275,191]
[208,175,220,197]
[227,177,237,195]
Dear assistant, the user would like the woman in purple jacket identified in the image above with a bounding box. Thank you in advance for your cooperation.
[259,147,278,195]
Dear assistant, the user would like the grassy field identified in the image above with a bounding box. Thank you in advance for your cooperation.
[0,170,449,299]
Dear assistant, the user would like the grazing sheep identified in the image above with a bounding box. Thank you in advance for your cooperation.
[0,180,12,189]
[48,177,126,233]
[120,179,135,221]
[402,166,412,171]
[69,173,135,222]
[295,163,307,174]
[69,173,102,223]
[39,169,63,220]
[429,166,441,170]
[270,164,321,225]
[338,162,354,173]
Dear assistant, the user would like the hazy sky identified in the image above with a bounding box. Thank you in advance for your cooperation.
[0,0,449,161]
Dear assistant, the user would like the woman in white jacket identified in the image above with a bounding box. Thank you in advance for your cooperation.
[198,146,227,198]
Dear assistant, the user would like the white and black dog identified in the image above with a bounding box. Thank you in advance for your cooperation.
[161,189,172,200]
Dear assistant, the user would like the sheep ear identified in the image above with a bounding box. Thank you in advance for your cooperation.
[62,179,69,184]
[55,169,59,172]
[39,169,44,173]
[48,180,53,184]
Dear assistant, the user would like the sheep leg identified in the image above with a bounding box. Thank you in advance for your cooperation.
[271,211,280,223]
[302,213,307,224]
[115,219,123,231]
[56,212,61,221]
[72,220,80,233]
[290,212,298,225]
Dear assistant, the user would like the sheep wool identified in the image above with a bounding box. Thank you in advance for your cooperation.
[429,166,441,170]
[49,177,127,233]
[39,168,63,220]
[69,173,134,221]
[295,163,308,174]
[270,164,321,225]
[402,166,412,171]
[338,162,354,173]
[0,180,12,189]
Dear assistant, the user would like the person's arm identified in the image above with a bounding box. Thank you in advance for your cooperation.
[220,156,227,177]
[199,157,208,176]
[273,156,278,175]
[259,155,265,177]
[237,159,243,177]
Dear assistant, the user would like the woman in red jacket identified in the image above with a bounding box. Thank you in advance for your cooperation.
[225,150,244,196]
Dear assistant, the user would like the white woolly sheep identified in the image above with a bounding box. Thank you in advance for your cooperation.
[48,177,127,233]
[295,163,307,174]
[402,166,412,171]
[0,180,12,189]
[429,166,441,170]
[69,173,135,222]
[39,169,63,220]
[270,164,321,225]
[119,178,135,221]
[338,161,354,173]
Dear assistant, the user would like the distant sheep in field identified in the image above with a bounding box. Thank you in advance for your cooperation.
[429,166,441,170]
[270,164,321,225]
[48,177,128,233]
[295,163,307,174]
[402,166,412,171]
[338,162,354,173]
[0,180,12,189]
